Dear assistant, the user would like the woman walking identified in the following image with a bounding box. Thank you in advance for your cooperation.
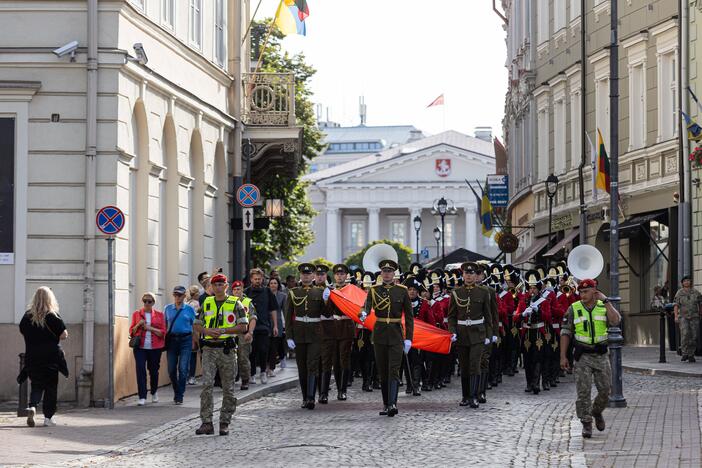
[129,292,166,405]
[267,277,287,373]
[19,286,68,427]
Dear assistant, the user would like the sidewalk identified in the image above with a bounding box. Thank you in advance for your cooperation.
[623,346,702,378]
[0,363,298,467]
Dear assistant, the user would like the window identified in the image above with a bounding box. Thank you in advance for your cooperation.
[554,1,565,32]
[537,0,549,44]
[131,0,145,11]
[0,118,15,254]
[659,51,677,141]
[162,0,175,28]
[443,221,454,248]
[537,106,549,181]
[644,220,669,310]
[350,221,365,250]
[595,78,609,146]
[553,97,566,175]
[189,0,202,48]
[390,220,406,245]
[569,0,581,22]
[630,63,646,149]
[214,0,227,67]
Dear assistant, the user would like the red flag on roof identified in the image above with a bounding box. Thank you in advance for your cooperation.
[426,94,445,108]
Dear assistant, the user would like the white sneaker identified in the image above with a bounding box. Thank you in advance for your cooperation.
[280,358,287,369]
[260,373,268,384]
[250,375,256,384]
[151,392,159,403]
[26,407,36,427]
[137,398,146,406]
[187,377,196,385]
[43,417,56,427]
[266,369,275,378]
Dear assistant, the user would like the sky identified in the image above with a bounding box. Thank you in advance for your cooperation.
[255,0,508,139]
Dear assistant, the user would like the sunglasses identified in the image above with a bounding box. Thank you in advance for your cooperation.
[173,292,184,297]
[142,299,154,304]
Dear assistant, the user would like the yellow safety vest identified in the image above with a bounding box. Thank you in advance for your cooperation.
[202,295,246,340]
[572,300,608,345]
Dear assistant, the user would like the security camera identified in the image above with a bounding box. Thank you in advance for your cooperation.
[132,43,148,65]
[53,41,79,61]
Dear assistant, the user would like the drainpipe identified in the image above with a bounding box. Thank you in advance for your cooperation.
[78,0,98,407]
[231,0,244,280]
[577,0,587,244]
[680,0,691,279]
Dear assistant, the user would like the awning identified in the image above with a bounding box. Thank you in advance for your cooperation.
[543,228,580,257]
[604,209,668,239]
[512,236,551,265]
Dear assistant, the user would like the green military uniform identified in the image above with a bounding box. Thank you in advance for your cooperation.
[197,294,247,431]
[361,259,414,417]
[236,296,255,388]
[324,264,355,401]
[448,262,493,408]
[674,287,702,360]
[317,264,336,404]
[561,298,613,437]
[285,263,325,409]
[478,281,498,402]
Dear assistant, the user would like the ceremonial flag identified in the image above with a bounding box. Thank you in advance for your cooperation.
[426,94,444,108]
[595,129,611,195]
[480,180,493,237]
[274,0,308,36]
[586,131,597,201]
[681,111,702,141]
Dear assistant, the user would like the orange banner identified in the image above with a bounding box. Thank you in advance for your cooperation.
[330,285,452,354]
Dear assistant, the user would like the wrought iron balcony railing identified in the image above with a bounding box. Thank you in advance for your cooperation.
[242,72,296,127]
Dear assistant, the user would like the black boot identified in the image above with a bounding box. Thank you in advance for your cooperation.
[306,375,317,409]
[337,370,348,401]
[477,372,487,404]
[300,376,308,409]
[387,380,399,417]
[469,375,479,408]
[459,375,470,406]
[532,362,541,395]
[379,381,389,415]
[319,371,331,404]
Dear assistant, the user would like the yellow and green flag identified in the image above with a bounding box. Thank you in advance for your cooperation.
[480,180,493,237]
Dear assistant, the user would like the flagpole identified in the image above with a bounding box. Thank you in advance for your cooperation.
[251,2,280,78]
[242,0,264,45]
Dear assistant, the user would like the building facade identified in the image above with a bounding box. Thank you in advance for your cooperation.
[503,0,682,344]
[0,0,300,404]
[302,130,499,264]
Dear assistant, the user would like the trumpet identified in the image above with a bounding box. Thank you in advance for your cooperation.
[508,281,524,299]
[561,285,572,296]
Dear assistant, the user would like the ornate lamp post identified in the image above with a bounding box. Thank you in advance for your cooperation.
[433,227,441,262]
[413,215,422,263]
[437,197,448,268]
[545,174,559,264]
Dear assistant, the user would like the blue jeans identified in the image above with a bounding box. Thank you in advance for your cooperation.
[167,334,192,402]
[134,347,162,399]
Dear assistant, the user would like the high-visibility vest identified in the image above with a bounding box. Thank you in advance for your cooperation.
[572,300,608,345]
[202,295,246,340]
[240,297,253,319]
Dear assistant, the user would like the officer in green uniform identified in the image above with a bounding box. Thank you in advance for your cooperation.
[448,262,493,408]
[674,275,702,362]
[360,259,414,417]
[194,274,248,436]
[476,264,499,403]
[285,263,325,410]
[318,263,337,404]
[322,264,355,401]
[560,278,621,438]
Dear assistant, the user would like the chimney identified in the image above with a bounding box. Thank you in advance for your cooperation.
[474,126,492,142]
[408,129,423,142]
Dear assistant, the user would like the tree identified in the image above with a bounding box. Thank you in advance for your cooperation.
[250,20,325,268]
[344,240,414,272]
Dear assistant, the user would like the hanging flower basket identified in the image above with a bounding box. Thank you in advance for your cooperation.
[498,232,519,254]
[689,146,702,167]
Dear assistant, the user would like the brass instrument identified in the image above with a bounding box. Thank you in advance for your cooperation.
[561,285,571,296]
[508,281,524,299]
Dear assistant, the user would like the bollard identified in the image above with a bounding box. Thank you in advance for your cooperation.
[17,353,28,417]
[660,304,675,363]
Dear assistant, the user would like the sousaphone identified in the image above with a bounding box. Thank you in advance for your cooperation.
[362,243,399,272]
[567,244,604,280]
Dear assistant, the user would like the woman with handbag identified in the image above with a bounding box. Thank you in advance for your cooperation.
[19,286,68,427]
[129,292,166,406]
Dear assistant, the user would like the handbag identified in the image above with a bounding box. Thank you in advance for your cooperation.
[129,310,144,349]
[165,306,185,349]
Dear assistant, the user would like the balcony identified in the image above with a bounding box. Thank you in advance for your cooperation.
[241,72,303,182]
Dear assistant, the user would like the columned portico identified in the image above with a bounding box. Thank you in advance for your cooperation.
[368,207,380,242]
[465,206,477,252]
[326,208,340,262]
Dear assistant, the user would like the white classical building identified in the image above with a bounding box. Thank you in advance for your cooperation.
[303,130,499,263]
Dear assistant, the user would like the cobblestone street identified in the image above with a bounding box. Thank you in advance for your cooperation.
[61,371,701,468]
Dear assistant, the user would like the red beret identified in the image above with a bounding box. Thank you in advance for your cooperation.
[211,273,228,284]
[578,279,597,290]
[231,280,243,288]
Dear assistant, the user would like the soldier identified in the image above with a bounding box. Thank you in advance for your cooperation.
[476,264,499,403]
[359,259,414,417]
[448,262,493,408]
[231,280,255,390]
[194,274,248,436]
[285,263,325,409]
[560,278,621,438]
[428,271,449,390]
[504,265,523,375]
[314,264,330,288]
[318,264,336,404]
[357,271,376,392]
[674,275,702,362]
[403,275,433,396]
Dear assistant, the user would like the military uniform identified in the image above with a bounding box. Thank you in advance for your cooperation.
[674,287,702,360]
[322,264,355,401]
[196,285,248,436]
[448,262,493,408]
[477,270,499,403]
[285,263,325,409]
[236,296,255,389]
[361,260,414,416]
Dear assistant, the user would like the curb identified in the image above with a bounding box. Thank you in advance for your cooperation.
[623,365,702,379]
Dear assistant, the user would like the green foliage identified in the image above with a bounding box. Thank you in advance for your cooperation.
[250,20,325,268]
[309,257,334,269]
[344,240,414,272]
[276,261,299,280]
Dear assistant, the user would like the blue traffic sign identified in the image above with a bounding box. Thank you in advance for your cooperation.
[421,248,430,259]
[96,205,125,235]
[236,184,260,208]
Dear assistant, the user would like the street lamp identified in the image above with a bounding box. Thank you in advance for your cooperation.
[413,215,422,263]
[545,174,559,264]
[433,227,441,262]
[437,197,448,268]
[265,199,284,218]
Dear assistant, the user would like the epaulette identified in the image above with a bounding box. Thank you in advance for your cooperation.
[396,284,407,289]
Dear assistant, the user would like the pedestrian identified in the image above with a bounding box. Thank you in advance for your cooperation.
[186,285,201,385]
[360,259,414,417]
[285,263,325,409]
[245,268,279,384]
[129,292,166,406]
[164,286,197,404]
[194,273,248,436]
[18,286,68,427]
[232,280,256,389]
[267,277,287,372]
[285,274,297,290]
[674,276,702,362]
[560,278,621,438]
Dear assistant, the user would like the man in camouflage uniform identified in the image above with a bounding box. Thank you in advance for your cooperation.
[674,275,702,362]
[560,279,621,438]
[194,274,248,436]
[231,281,256,390]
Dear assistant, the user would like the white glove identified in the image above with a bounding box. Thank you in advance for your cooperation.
[403,340,412,353]
[484,338,491,345]
[522,306,533,318]
[451,333,457,343]
[286,339,296,350]
[322,287,331,301]
[491,335,498,343]
[359,310,367,322]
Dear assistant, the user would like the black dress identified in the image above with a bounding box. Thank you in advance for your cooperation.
[19,312,67,386]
